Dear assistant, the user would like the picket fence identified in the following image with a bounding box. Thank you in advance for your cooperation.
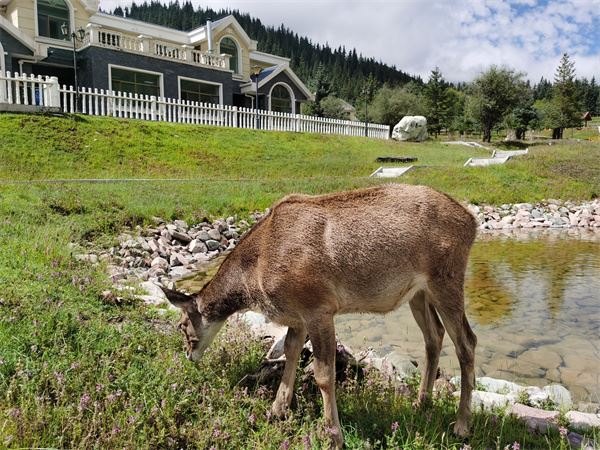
[0,72,390,139]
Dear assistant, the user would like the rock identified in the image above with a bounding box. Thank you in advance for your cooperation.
[173,219,188,230]
[75,253,98,264]
[208,229,222,241]
[391,116,428,142]
[188,239,208,254]
[151,256,169,270]
[386,351,419,379]
[566,411,600,431]
[139,281,167,300]
[507,403,559,432]
[266,334,286,360]
[454,390,518,411]
[543,384,572,409]
[205,239,220,251]
[169,266,192,279]
[171,230,192,244]
[197,230,211,241]
[452,376,523,395]
[567,431,598,450]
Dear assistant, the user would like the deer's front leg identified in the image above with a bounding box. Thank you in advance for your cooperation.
[308,315,343,449]
[272,326,307,417]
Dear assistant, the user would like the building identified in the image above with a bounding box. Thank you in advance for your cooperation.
[0,0,314,112]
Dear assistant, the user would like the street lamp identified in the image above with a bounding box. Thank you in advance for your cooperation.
[251,65,263,130]
[361,83,371,137]
[61,23,86,113]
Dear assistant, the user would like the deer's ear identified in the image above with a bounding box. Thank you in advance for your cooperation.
[160,286,196,311]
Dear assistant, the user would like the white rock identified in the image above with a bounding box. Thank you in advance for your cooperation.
[453,390,518,411]
[139,281,167,300]
[391,116,428,142]
[543,384,572,409]
[566,411,600,431]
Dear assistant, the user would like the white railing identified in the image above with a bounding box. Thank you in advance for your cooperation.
[83,25,229,70]
[0,72,390,139]
[0,72,60,108]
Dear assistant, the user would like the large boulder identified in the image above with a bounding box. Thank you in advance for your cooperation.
[392,116,428,142]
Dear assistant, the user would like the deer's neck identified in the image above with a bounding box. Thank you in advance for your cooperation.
[198,252,254,322]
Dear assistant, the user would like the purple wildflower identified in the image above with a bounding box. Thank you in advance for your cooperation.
[512,442,520,450]
[559,426,568,439]
[391,421,399,433]
[248,413,257,425]
[79,393,91,411]
[302,434,311,449]
[280,439,290,450]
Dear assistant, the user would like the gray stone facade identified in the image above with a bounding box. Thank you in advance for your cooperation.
[74,46,238,105]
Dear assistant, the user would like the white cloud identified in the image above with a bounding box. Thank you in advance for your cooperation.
[97,0,600,82]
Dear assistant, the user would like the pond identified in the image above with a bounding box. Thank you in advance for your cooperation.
[335,230,600,402]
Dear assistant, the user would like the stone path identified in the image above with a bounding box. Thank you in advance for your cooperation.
[464,148,528,167]
[370,165,414,178]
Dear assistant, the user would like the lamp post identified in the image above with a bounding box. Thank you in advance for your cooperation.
[61,23,86,113]
[252,65,262,130]
[361,84,371,137]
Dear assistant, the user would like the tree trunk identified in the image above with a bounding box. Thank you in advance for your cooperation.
[552,127,561,139]
[483,126,492,143]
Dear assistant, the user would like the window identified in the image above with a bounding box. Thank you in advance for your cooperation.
[37,0,70,40]
[220,37,239,73]
[180,79,221,104]
[111,68,161,97]
[270,84,292,113]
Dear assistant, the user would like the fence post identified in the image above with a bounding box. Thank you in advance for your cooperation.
[0,72,6,104]
[48,76,60,108]
[150,95,157,120]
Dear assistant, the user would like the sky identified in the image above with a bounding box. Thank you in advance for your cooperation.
[97,0,600,83]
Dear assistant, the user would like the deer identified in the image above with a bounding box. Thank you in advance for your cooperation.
[161,184,478,448]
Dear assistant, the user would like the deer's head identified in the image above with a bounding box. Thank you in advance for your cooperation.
[161,287,224,362]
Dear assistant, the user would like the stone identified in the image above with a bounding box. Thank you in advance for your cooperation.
[169,266,192,278]
[208,229,222,240]
[173,219,188,230]
[266,334,286,360]
[151,256,169,270]
[386,351,419,379]
[75,253,98,264]
[507,403,559,431]
[188,239,208,254]
[205,239,220,251]
[391,116,428,142]
[197,230,211,241]
[543,384,572,409]
[170,253,190,267]
[566,411,600,431]
[171,230,192,244]
[478,376,523,395]
[454,390,518,411]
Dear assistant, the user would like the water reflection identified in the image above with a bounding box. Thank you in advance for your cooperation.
[336,230,600,401]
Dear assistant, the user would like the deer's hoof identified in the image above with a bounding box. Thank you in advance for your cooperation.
[453,420,470,438]
[270,401,288,419]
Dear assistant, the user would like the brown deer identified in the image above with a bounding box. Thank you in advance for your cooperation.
[161,184,478,448]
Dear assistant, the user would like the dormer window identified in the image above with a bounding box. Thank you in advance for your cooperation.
[219,37,239,74]
[37,0,71,40]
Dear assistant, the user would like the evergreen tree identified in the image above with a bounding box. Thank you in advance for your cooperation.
[551,53,581,139]
[424,67,451,137]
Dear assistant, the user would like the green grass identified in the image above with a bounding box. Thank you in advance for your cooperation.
[1,113,599,448]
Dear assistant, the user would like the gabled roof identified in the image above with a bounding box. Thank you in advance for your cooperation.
[241,63,314,101]
[206,15,256,50]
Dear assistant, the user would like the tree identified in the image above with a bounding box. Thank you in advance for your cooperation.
[367,85,425,129]
[424,67,451,137]
[551,53,581,139]
[320,96,350,119]
[304,63,331,117]
[466,66,527,142]
[505,106,538,140]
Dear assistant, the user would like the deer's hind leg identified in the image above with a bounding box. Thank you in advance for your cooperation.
[409,290,445,405]
[428,283,477,438]
[272,325,307,417]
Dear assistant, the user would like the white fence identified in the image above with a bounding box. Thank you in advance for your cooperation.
[0,72,390,139]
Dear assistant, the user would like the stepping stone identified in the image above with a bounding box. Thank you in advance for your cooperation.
[370,165,414,178]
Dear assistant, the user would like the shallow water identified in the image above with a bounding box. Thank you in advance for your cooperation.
[335,230,600,402]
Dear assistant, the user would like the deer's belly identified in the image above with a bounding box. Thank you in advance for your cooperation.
[336,273,429,314]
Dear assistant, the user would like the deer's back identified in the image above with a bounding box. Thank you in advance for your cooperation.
[239,184,477,319]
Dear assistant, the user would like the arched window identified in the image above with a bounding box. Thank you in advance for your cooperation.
[219,37,239,73]
[37,0,71,40]
[270,84,293,113]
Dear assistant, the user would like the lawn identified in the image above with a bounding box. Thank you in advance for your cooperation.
[1,113,598,448]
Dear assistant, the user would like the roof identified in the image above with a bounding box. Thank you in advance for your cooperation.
[241,64,314,101]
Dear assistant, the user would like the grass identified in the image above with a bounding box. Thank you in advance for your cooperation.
[1,113,599,448]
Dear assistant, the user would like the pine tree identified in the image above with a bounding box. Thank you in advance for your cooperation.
[424,67,451,137]
[551,53,581,139]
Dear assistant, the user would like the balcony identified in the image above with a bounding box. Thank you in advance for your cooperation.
[80,25,231,71]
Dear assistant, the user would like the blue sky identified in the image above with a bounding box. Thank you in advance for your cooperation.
[98,0,600,82]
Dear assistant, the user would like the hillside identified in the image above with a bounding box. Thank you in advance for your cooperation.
[109,1,418,102]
